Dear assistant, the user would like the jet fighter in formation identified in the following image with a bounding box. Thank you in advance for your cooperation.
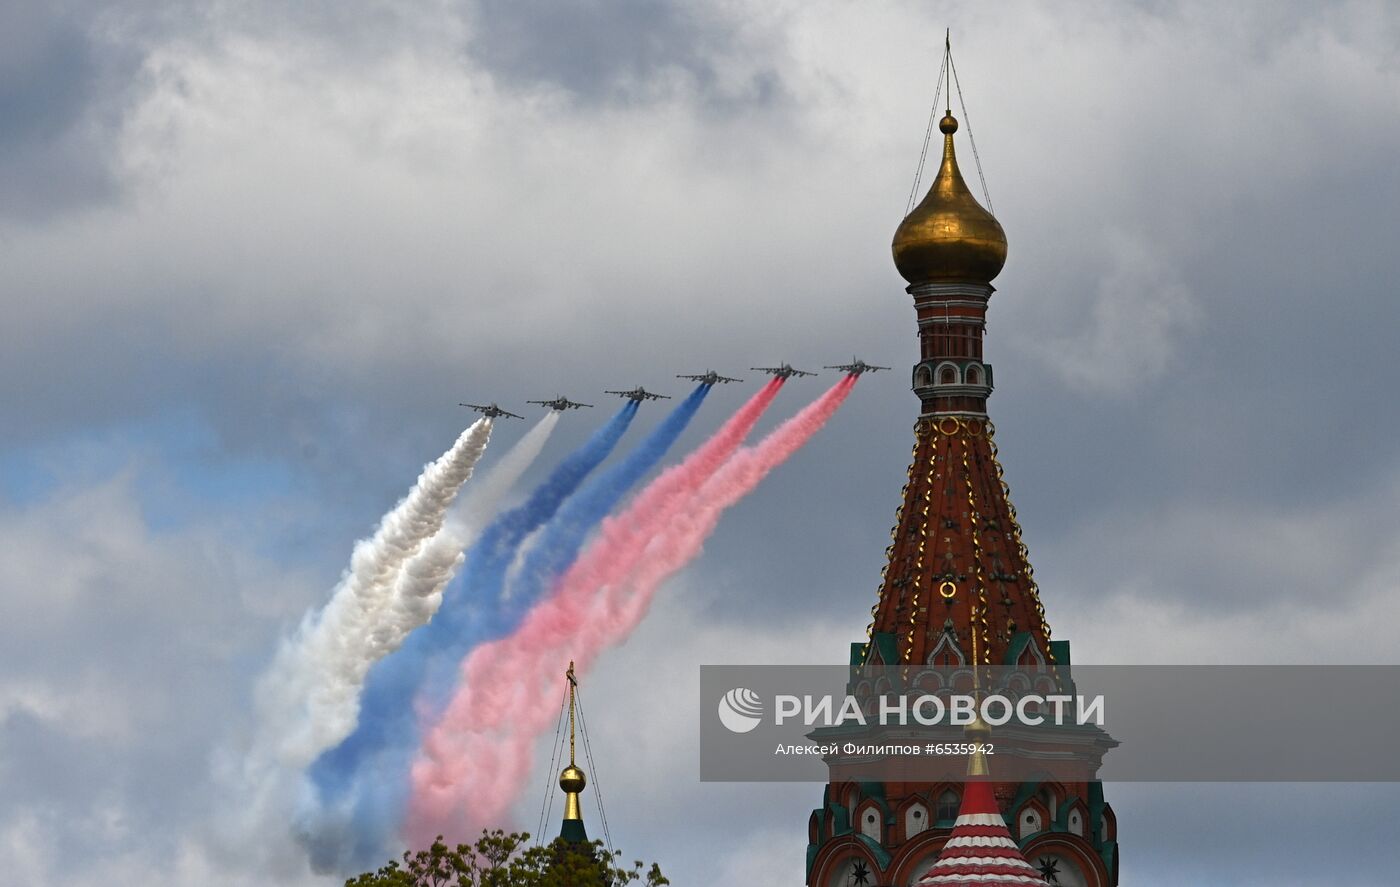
[463,359,881,416]
[751,363,817,379]
[527,396,593,411]
[825,358,890,376]
[459,402,524,419]
[605,386,671,402]
[677,370,744,385]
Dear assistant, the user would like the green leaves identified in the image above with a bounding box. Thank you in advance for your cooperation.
[345,829,668,887]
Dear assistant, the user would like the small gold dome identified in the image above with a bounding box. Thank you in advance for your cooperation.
[892,112,1007,284]
[559,764,587,794]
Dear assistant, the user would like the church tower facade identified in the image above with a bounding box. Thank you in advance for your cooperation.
[804,87,1119,887]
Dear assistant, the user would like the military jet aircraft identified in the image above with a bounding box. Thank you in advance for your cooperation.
[605,386,671,402]
[677,370,743,385]
[751,363,817,379]
[459,402,524,419]
[825,358,891,376]
[527,396,593,411]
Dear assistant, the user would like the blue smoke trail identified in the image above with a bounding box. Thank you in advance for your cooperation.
[298,387,710,872]
[496,384,711,634]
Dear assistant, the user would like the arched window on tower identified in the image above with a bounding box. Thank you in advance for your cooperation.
[1017,640,1048,673]
[915,365,933,388]
[1019,806,1043,839]
[1068,805,1085,837]
[927,630,966,668]
[965,366,981,386]
[904,802,929,839]
[858,804,882,842]
[935,790,960,822]
[939,366,956,385]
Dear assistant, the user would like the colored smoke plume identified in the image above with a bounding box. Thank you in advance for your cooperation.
[406,377,856,840]
[252,418,493,770]
[309,405,635,794]
[298,405,637,870]
[302,387,710,869]
[532,378,783,636]
[497,384,711,630]
[367,411,561,658]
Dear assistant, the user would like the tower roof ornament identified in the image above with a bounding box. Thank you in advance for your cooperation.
[892,34,1007,285]
[558,660,589,843]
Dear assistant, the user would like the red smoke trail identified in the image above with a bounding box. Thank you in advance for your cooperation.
[405,376,856,841]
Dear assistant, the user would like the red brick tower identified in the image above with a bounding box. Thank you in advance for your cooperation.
[804,68,1119,887]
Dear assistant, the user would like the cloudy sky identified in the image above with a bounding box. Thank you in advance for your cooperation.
[3,0,1399,884]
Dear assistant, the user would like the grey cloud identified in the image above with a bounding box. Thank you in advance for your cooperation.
[465,0,784,108]
[1109,782,1400,886]
[0,4,144,219]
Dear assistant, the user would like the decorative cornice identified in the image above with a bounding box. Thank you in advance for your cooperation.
[917,315,988,328]
[907,281,995,299]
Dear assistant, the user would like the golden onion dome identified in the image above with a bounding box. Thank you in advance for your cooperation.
[892,113,1007,284]
[559,763,587,794]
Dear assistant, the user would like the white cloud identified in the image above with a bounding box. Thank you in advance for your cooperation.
[0,469,323,884]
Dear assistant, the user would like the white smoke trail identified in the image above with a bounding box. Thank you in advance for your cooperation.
[371,411,561,654]
[252,418,493,770]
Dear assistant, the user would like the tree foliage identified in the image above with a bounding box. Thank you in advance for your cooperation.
[346,830,669,887]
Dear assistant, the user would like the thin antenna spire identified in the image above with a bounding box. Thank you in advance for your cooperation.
[945,29,952,114]
[566,660,577,766]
